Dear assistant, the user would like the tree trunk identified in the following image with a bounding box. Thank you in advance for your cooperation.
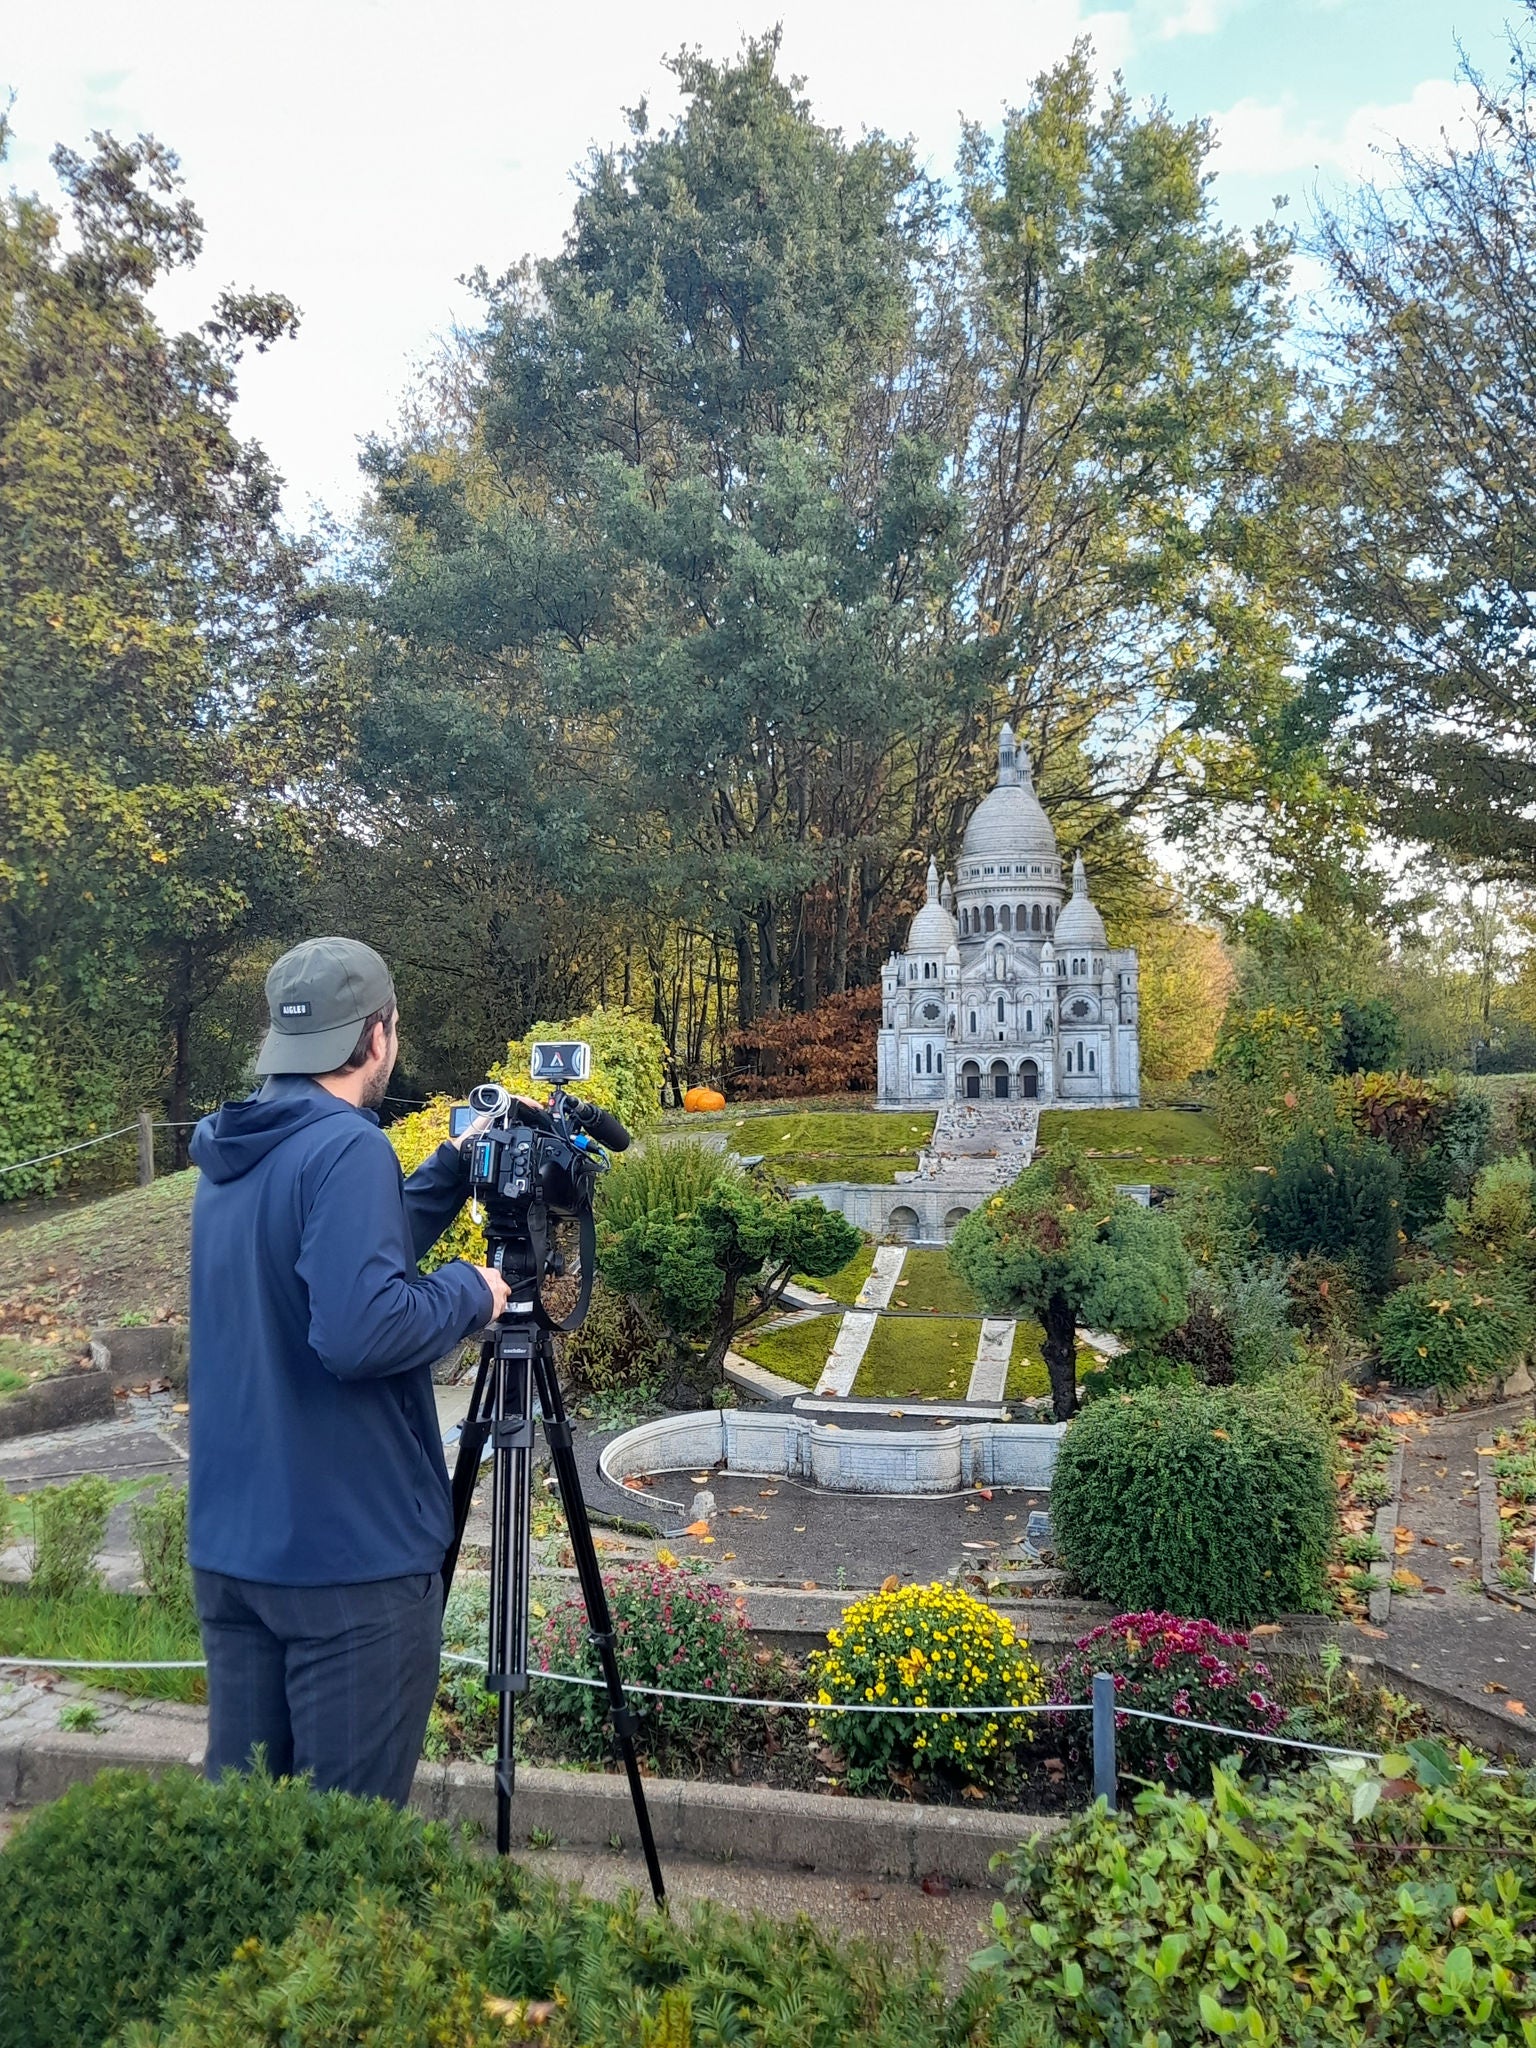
[734,923,757,1028]
[1042,1288,1079,1420]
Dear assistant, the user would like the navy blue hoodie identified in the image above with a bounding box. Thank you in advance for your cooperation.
[187,1078,492,1586]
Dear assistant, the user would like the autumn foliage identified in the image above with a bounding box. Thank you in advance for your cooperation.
[727,984,881,1098]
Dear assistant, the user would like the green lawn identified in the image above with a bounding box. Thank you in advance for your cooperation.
[856,1308,1093,1402]
[723,1110,933,1185]
[1036,1107,1224,1187]
[734,1311,839,1387]
[887,1246,979,1314]
[795,1243,876,1305]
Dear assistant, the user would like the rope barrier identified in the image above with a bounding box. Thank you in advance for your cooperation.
[0,1126,138,1176]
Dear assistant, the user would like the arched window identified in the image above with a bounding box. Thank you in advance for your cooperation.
[1045,905,1054,932]
[960,908,969,935]
[984,905,995,933]
[1017,904,1028,929]
[908,963,917,981]
[999,905,1011,932]
[1089,1048,1096,1073]
[1026,1009,1034,1032]
[1094,957,1102,976]
[1057,958,1065,978]
[996,996,1005,1023]
[1031,904,1042,932]
[969,1010,977,1033]
[925,1044,933,1073]
[936,1052,943,1074]
[914,1052,922,1075]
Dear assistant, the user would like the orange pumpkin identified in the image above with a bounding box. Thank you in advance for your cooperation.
[682,1086,726,1113]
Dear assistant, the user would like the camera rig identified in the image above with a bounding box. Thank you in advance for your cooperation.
[440,1048,665,1900]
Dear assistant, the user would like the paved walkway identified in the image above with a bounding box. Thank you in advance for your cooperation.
[813,1245,906,1396]
[1373,1396,1536,1737]
[967,1320,1016,1403]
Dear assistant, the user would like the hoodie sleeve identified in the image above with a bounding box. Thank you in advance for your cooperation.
[298,1130,491,1380]
[402,1140,474,1265]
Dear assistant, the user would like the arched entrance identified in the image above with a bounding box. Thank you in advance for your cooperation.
[887,1205,920,1242]
[960,1060,982,1100]
[943,1206,971,1239]
[990,1059,1011,1100]
[1019,1059,1039,1100]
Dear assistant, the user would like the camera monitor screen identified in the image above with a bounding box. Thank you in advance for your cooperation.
[529,1040,592,1085]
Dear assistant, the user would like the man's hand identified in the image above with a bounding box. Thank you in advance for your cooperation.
[474,1264,511,1321]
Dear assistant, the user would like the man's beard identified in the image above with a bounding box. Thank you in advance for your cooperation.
[360,1065,390,1112]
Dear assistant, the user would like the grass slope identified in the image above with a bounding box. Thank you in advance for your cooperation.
[1036,1107,1223,1187]
[734,1312,839,1388]
[795,1244,876,1305]
[0,1172,195,1387]
[720,1109,933,1185]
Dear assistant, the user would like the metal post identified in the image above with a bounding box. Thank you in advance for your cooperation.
[136,1110,155,1188]
[1091,1670,1118,1811]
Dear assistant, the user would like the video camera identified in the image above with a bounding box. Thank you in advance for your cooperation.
[448,1041,630,1328]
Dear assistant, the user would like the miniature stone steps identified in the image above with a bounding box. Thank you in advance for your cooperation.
[812,1245,907,1397]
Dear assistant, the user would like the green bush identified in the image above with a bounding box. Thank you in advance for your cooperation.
[1050,1384,1336,1624]
[1376,1268,1532,1393]
[0,1768,527,2048]
[978,1748,1536,2046]
[598,1136,743,1232]
[129,1481,192,1613]
[0,1002,69,1202]
[29,1475,112,1599]
[559,1276,672,1396]
[1248,1126,1404,1296]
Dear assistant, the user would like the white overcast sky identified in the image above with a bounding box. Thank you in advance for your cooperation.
[3,0,1516,525]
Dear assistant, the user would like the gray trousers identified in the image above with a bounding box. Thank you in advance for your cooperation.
[194,1568,442,1806]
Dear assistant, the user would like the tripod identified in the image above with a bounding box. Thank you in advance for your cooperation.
[441,1283,666,1903]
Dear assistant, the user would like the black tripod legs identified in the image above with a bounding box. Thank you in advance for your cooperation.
[531,1341,667,1905]
[443,1321,666,1903]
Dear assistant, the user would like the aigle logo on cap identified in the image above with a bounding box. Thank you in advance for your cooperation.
[279,1002,312,1018]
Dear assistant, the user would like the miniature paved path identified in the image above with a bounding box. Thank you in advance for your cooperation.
[1375,1396,1536,1737]
[813,1245,906,1397]
[966,1320,1015,1404]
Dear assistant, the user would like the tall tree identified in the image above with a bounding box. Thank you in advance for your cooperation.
[1308,10,1536,877]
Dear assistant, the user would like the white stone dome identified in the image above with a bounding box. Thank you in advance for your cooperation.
[1055,852,1107,948]
[960,722,1057,862]
[907,857,958,951]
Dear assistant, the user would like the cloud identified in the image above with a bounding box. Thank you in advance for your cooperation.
[1209,75,1475,182]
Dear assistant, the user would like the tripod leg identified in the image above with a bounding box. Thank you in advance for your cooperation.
[441,1340,493,1603]
[533,1337,667,1905]
[487,1333,536,1857]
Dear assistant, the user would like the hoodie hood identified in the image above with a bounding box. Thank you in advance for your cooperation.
[190,1078,373,1185]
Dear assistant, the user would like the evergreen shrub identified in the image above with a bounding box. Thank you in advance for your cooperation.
[1049,1611,1288,1791]
[979,1749,1536,2046]
[29,1474,112,1599]
[809,1582,1043,1789]
[1248,1127,1404,1296]
[1050,1385,1335,1624]
[559,1276,672,1396]
[0,1768,528,2048]
[1375,1268,1532,1393]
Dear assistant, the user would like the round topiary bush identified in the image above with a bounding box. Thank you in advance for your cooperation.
[808,1581,1043,1789]
[1050,1385,1336,1625]
[1376,1267,1532,1392]
[1049,1611,1289,1791]
[0,1768,527,2048]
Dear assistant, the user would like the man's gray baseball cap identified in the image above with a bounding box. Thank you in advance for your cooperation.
[254,938,396,1077]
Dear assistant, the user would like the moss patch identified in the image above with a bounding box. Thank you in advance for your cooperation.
[726,1110,933,1186]
[888,1247,980,1315]
[856,1314,975,1400]
[796,1243,876,1305]
[1036,1107,1223,1187]
[735,1313,839,1388]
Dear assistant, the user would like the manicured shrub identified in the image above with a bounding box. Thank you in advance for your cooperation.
[0,1768,528,2048]
[1050,1384,1336,1624]
[1375,1267,1532,1392]
[978,1749,1536,2046]
[130,1480,192,1613]
[559,1275,672,1397]
[1433,1152,1536,1290]
[529,1561,759,1766]
[809,1581,1043,1790]
[1049,1611,1288,1791]
[1248,1126,1404,1296]
[29,1474,112,1599]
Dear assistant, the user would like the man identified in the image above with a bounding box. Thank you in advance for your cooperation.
[187,936,510,1804]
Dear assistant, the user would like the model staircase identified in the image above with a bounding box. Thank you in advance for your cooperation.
[903,1100,1039,1194]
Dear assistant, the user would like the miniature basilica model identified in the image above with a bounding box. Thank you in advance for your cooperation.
[877,725,1140,1109]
